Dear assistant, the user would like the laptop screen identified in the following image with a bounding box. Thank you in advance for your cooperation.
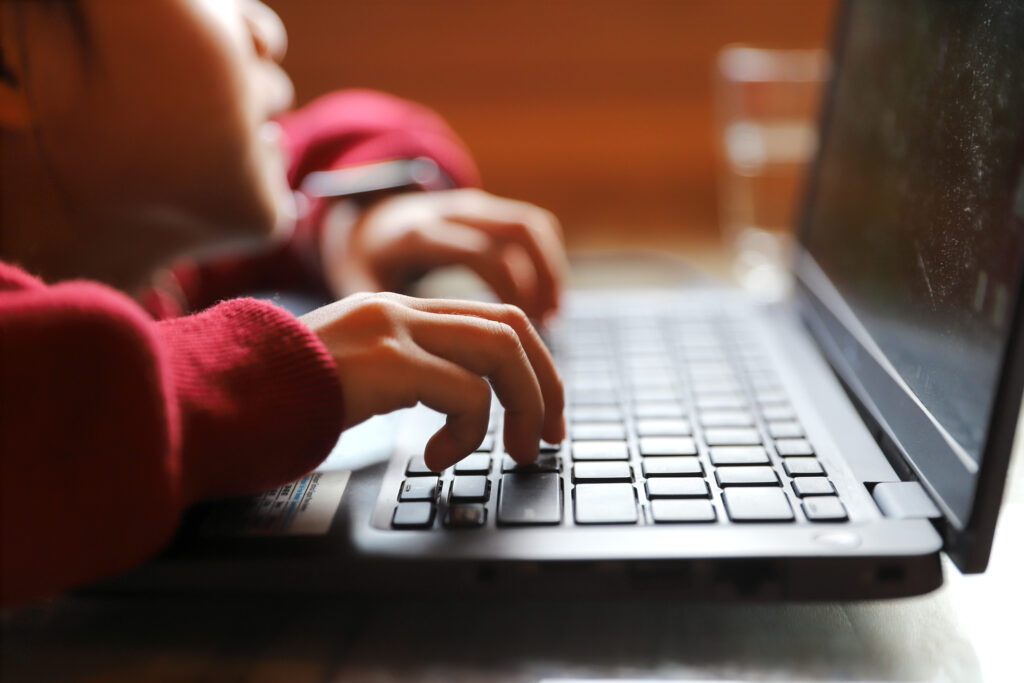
[798,0,1024,526]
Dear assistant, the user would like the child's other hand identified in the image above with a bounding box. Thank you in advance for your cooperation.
[300,292,565,471]
[320,189,568,323]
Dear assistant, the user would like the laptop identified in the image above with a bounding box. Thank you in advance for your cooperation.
[106,0,1024,600]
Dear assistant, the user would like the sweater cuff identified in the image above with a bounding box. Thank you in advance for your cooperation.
[157,298,343,503]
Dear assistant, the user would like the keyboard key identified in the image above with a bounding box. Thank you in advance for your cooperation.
[639,437,697,456]
[539,439,563,453]
[691,378,742,396]
[783,458,825,477]
[572,462,633,483]
[651,499,717,523]
[455,454,491,475]
[617,336,654,351]
[792,477,835,497]
[627,374,677,390]
[633,386,679,402]
[704,428,761,446]
[571,405,622,422]
[573,441,629,461]
[709,446,770,466]
[684,356,724,366]
[741,363,774,379]
[445,504,486,528]
[756,389,789,405]
[693,379,743,394]
[406,456,434,476]
[450,475,490,502]
[634,401,686,418]
[641,457,703,477]
[747,371,780,390]
[475,433,496,452]
[392,502,435,529]
[802,496,848,521]
[645,478,710,498]
[699,410,754,427]
[497,473,562,525]
[566,340,612,354]
[693,380,743,396]
[697,394,747,410]
[715,466,779,487]
[761,404,796,421]
[399,477,439,501]
[678,331,718,346]
[566,358,613,374]
[571,390,619,406]
[775,439,815,457]
[688,362,734,378]
[624,356,672,371]
[767,421,805,439]
[574,483,638,524]
[572,422,627,440]
[636,418,692,436]
[502,452,561,472]
[722,488,794,522]
[569,375,617,392]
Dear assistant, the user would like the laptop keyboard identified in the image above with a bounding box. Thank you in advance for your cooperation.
[386,310,849,530]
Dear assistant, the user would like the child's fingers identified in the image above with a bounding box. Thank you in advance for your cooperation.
[446,209,566,321]
[410,311,546,464]
[406,220,537,316]
[438,189,566,318]
[403,350,493,471]
[400,297,565,448]
[301,293,565,471]
[467,243,539,319]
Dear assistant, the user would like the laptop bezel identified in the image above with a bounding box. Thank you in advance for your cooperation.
[790,0,1024,573]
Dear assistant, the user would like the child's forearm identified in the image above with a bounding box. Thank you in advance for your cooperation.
[0,263,343,606]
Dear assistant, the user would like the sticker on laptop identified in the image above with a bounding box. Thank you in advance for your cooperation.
[200,470,350,537]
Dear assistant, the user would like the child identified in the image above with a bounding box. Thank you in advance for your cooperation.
[0,0,566,606]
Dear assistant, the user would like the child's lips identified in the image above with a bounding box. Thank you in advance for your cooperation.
[259,120,288,166]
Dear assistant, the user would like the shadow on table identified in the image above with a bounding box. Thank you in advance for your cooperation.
[1,587,981,682]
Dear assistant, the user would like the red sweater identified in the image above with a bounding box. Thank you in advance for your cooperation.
[0,89,479,606]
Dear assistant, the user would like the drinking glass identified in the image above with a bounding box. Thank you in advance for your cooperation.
[715,46,827,300]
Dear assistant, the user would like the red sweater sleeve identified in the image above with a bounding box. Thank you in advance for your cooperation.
[0,263,343,606]
[156,89,481,316]
[278,88,480,190]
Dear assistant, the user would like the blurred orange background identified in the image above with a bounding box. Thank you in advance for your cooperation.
[272,0,835,250]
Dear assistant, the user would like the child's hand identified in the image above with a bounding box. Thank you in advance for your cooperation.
[320,189,568,323]
[300,292,565,471]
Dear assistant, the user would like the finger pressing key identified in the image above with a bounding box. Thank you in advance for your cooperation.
[410,351,493,471]
[406,301,564,461]
[412,313,542,464]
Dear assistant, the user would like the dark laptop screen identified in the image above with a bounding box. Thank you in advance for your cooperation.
[802,0,1024,473]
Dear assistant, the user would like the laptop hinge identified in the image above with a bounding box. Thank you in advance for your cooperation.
[872,482,942,519]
